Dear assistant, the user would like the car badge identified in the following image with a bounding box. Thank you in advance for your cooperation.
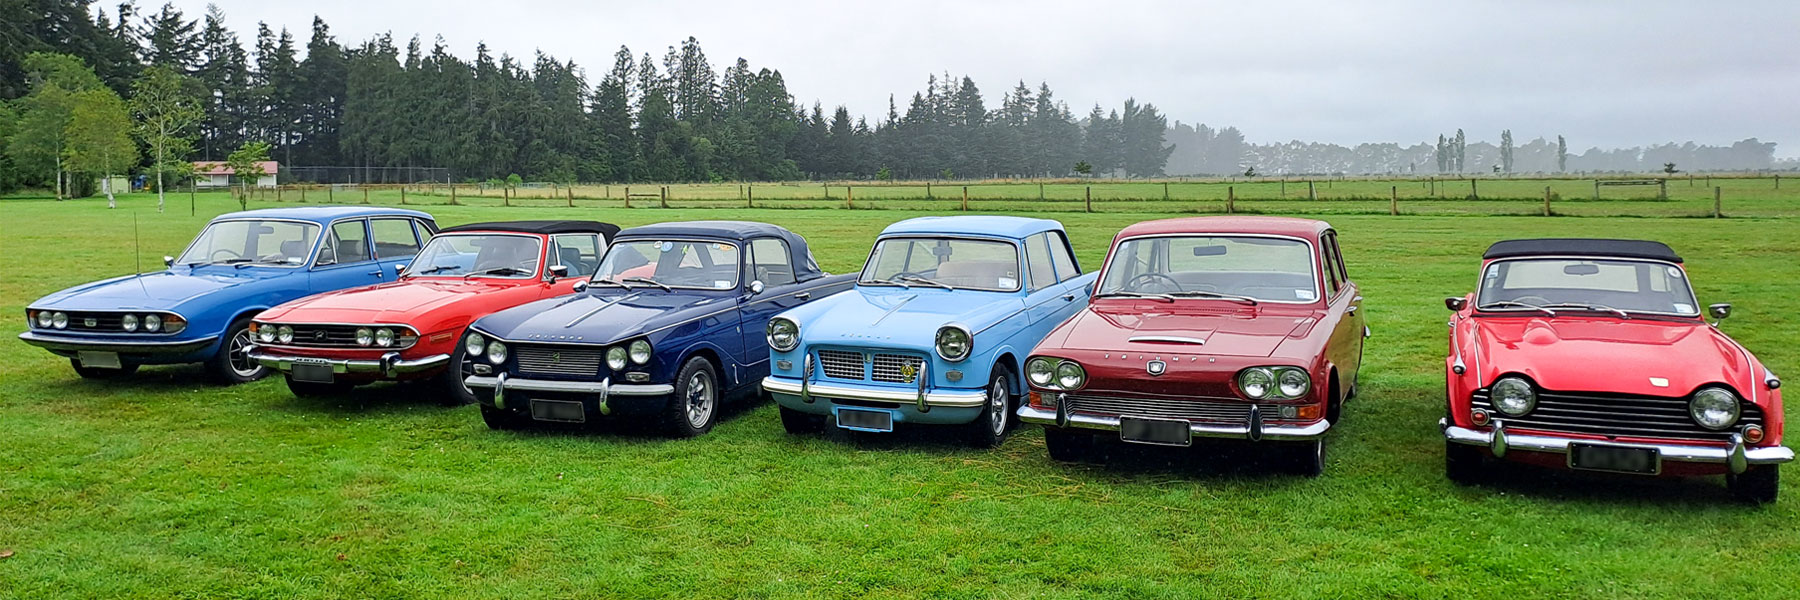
[551,351,562,363]
[1147,360,1167,376]
[1649,377,1669,387]
[84,318,97,328]
[313,331,326,341]
[900,363,916,383]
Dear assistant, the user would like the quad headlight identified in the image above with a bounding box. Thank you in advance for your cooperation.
[767,317,799,352]
[486,341,507,365]
[935,324,972,362]
[629,340,652,365]
[52,312,68,329]
[1237,366,1312,401]
[257,323,276,343]
[1026,357,1056,387]
[122,314,139,332]
[144,314,163,332]
[34,311,53,328]
[374,327,395,347]
[1055,361,1086,390]
[1024,357,1085,391]
[1490,376,1536,416]
[276,325,294,344]
[606,346,628,371]
[464,332,486,356]
[355,327,374,347]
[1689,387,1740,431]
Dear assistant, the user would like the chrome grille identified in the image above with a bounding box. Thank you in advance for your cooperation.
[1473,389,1765,442]
[817,350,866,380]
[1067,393,1258,422]
[871,353,925,383]
[515,346,603,377]
[64,311,125,332]
[284,324,364,348]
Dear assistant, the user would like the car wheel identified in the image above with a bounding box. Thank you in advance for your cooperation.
[779,405,826,435]
[1044,427,1092,462]
[206,318,268,384]
[434,340,477,407]
[1445,440,1484,485]
[479,405,528,430]
[70,359,139,379]
[963,367,1014,448]
[663,356,719,438]
[1286,438,1326,477]
[284,375,355,398]
[1727,465,1779,504]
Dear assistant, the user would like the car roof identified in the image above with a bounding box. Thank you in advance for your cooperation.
[1114,216,1330,239]
[213,206,434,224]
[1483,238,1682,263]
[616,220,797,242]
[436,220,621,239]
[879,215,1062,240]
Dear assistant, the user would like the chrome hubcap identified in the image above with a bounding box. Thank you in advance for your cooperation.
[228,329,260,377]
[988,378,1007,435]
[686,371,715,428]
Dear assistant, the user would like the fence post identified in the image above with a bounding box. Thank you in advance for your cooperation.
[400,186,406,205]
[277,185,283,202]
[1390,185,1398,216]
[363,187,369,204]
[747,186,753,208]
[450,184,458,205]
[605,184,610,199]
[567,186,574,207]
[1430,177,1436,197]
[1776,174,1781,190]
[1038,182,1044,201]
[503,186,510,207]
[189,183,196,216]
[1714,186,1722,218]
[1470,179,1478,201]
[1227,186,1235,214]
[1085,186,1092,213]
[1162,182,1169,201]
[1593,180,1600,200]
[302,185,308,203]
[1308,180,1316,201]
[961,186,968,211]
[1280,179,1286,196]
[1543,186,1552,217]
[926,182,932,200]
[661,186,669,209]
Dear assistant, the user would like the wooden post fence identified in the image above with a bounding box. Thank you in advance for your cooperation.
[1085,186,1092,213]
[1714,186,1722,218]
[1038,183,1044,201]
[300,186,306,203]
[1543,186,1552,217]
[961,186,969,211]
[1470,179,1478,201]
[1162,182,1169,201]
[1390,185,1398,216]
[276,186,283,202]
[327,185,333,203]
[567,186,574,207]
[399,186,406,205]
[624,187,631,208]
[661,186,669,208]
[1308,180,1316,201]
[1776,175,1781,190]
[450,184,458,205]
[1227,186,1235,214]
[1659,179,1667,200]
[746,186,753,208]
[1430,177,1436,197]
[846,186,854,208]
[823,182,830,201]
[1593,180,1600,200]
[189,183,196,216]
[362,187,369,204]
[1280,179,1286,196]
[926,182,933,200]
[503,186,510,207]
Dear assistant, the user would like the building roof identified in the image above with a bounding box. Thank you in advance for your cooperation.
[437,220,621,239]
[214,206,434,224]
[878,215,1063,240]
[1483,238,1682,263]
[193,161,279,175]
[612,221,824,282]
[1115,216,1331,240]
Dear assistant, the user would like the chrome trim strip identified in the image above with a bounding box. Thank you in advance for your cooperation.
[1018,405,1330,441]
[463,375,673,396]
[1440,418,1794,469]
[563,292,641,329]
[18,331,213,354]
[872,294,918,326]
[763,376,986,408]
[249,349,448,377]
[1127,335,1206,345]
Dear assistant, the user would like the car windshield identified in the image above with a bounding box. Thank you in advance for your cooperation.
[1097,235,1318,303]
[1477,258,1699,316]
[592,239,740,290]
[405,233,541,278]
[859,237,1020,292]
[176,219,320,267]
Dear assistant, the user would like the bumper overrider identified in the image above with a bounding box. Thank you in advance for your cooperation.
[1441,418,1795,474]
[248,345,448,378]
[19,330,215,355]
[1016,392,1331,442]
[463,374,674,414]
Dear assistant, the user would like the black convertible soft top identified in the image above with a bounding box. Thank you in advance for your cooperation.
[436,220,621,240]
[1483,238,1681,263]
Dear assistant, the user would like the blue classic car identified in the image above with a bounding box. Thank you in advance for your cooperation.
[461,221,855,436]
[762,216,1097,446]
[21,206,438,382]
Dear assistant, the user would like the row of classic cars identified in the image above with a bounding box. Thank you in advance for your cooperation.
[18,206,1790,502]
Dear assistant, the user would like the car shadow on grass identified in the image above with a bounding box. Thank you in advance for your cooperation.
[1041,435,1326,482]
[1447,458,1754,508]
[467,389,774,441]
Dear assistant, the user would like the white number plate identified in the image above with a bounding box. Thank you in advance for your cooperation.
[77,351,122,369]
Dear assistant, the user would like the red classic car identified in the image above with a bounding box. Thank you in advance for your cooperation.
[1441,238,1790,502]
[1018,217,1366,475]
[247,220,619,401]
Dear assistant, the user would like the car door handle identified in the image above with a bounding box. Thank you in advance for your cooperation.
[796,292,811,301]
[1062,294,1075,301]
[367,270,382,276]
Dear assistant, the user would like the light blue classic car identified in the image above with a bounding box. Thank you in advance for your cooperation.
[21,206,437,382]
[762,216,1096,446]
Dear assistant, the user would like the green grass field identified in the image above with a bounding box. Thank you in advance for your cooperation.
[1,192,1796,598]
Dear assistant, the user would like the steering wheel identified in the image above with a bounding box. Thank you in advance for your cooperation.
[1512,295,1552,305]
[1125,273,1182,294]
[209,248,244,262]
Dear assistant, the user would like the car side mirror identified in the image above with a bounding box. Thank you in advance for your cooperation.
[163,255,174,267]
[547,264,568,283]
[393,263,408,277]
[1445,297,1467,311]
[1709,303,1732,320]
[748,280,765,295]
[572,280,589,293]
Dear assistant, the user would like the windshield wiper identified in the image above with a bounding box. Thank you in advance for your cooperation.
[621,276,672,292]
[861,278,910,289]
[414,265,458,275]
[1168,290,1259,305]
[593,277,634,290]
[1544,302,1629,319]
[464,266,529,279]
[893,274,952,290]
[1096,291,1174,302]
[1478,300,1556,317]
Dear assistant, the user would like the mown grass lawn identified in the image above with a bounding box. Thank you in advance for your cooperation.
[1,192,1795,598]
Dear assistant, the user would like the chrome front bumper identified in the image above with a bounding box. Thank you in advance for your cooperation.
[1018,404,1330,442]
[19,330,214,355]
[1441,418,1795,474]
[249,347,448,378]
[761,376,987,409]
[463,374,674,414]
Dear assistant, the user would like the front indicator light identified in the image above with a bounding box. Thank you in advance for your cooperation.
[1743,424,1765,444]
[162,315,185,334]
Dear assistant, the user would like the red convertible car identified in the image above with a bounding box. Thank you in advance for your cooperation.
[1441,239,1789,502]
[1018,217,1366,475]
[247,220,618,401]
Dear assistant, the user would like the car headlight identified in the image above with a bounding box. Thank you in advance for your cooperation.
[276,325,294,344]
[767,317,799,352]
[1276,367,1311,399]
[144,314,163,332]
[52,312,68,329]
[935,324,972,362]
[606,346,628,371]
[1026,357,1056,388]
[355,327,374,347]
[122,314,139,332]
[1689,387,1740,430]
[1055,361,1086,390]
[629,340,651,365]
[1238,367,1275,399]
[464,332,485,356]
[486,341,507,365]
[1490,376,1536,416]
[257,323,276,343]
[35,311,53,328]
[374,328,395,347]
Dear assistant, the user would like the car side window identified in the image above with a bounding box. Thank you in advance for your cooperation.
[413,220,436,244]
[371,218,421,260]
[1319,235,1342,299]
[1047,231,1080,282]
[1024,233,1057,292]
[318,220,370,266]
[750,238,796,286]
[551,234,602,278]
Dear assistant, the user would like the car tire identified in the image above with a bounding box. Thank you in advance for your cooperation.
[1286,438,1326,477]
[206,317,268,384]
[479,405,528,430]
[662,356,720,438]
[1445,440,1484,485]
[963,367,1014,448]
[778,405,826,434]
[1044,427,1092,462]
[434,341,477,407]
[1727,465,1779,504]
[70,359,139,379]
[284,374,354,397]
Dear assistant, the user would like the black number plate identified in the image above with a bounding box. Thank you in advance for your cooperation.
[291,363,335,384]
[530,399,587,423]
[1120,417,1192,447]
[835,408,894,432]
[1568,442,1659,475]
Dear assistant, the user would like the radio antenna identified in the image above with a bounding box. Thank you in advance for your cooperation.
[134,211,143,273]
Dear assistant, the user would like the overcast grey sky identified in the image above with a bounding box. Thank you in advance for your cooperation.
[168,0,1800,156]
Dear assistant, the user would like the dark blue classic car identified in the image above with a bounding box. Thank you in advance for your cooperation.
[21,206,437,382]
[461,221,855,436]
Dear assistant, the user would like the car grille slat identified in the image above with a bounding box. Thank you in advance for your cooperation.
[1473,389,1763,442]
[285,324,366,348]
[63,311,126,332]
[1066,393,1266,423]
[871,353,925,384]
[514,346,603,377]
[817,349,867,381]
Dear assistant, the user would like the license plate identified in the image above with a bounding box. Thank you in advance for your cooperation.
[1568,442,1660,475]
[530,399,587,423]
[77,351,122,369]
[291,363,335,384]
[1121,417,1192,447]
[835,408,894,432]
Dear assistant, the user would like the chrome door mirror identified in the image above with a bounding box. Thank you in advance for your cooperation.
[748,280,765,295]
[393,263,408,277]
[547,264,569,283]
[572,280,589,293]
[1709,303,1732,320]
[163,255,175,267]
[1445,297,1467,311]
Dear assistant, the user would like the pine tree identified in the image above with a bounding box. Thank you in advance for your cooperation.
[1556,135,1567,172]
[1453,128,1466,172]
[295,17,346,167]
[1500,129,1513,174]
[140,3,202,72]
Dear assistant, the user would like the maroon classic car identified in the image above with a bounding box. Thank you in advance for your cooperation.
[1017,217,1366,475]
